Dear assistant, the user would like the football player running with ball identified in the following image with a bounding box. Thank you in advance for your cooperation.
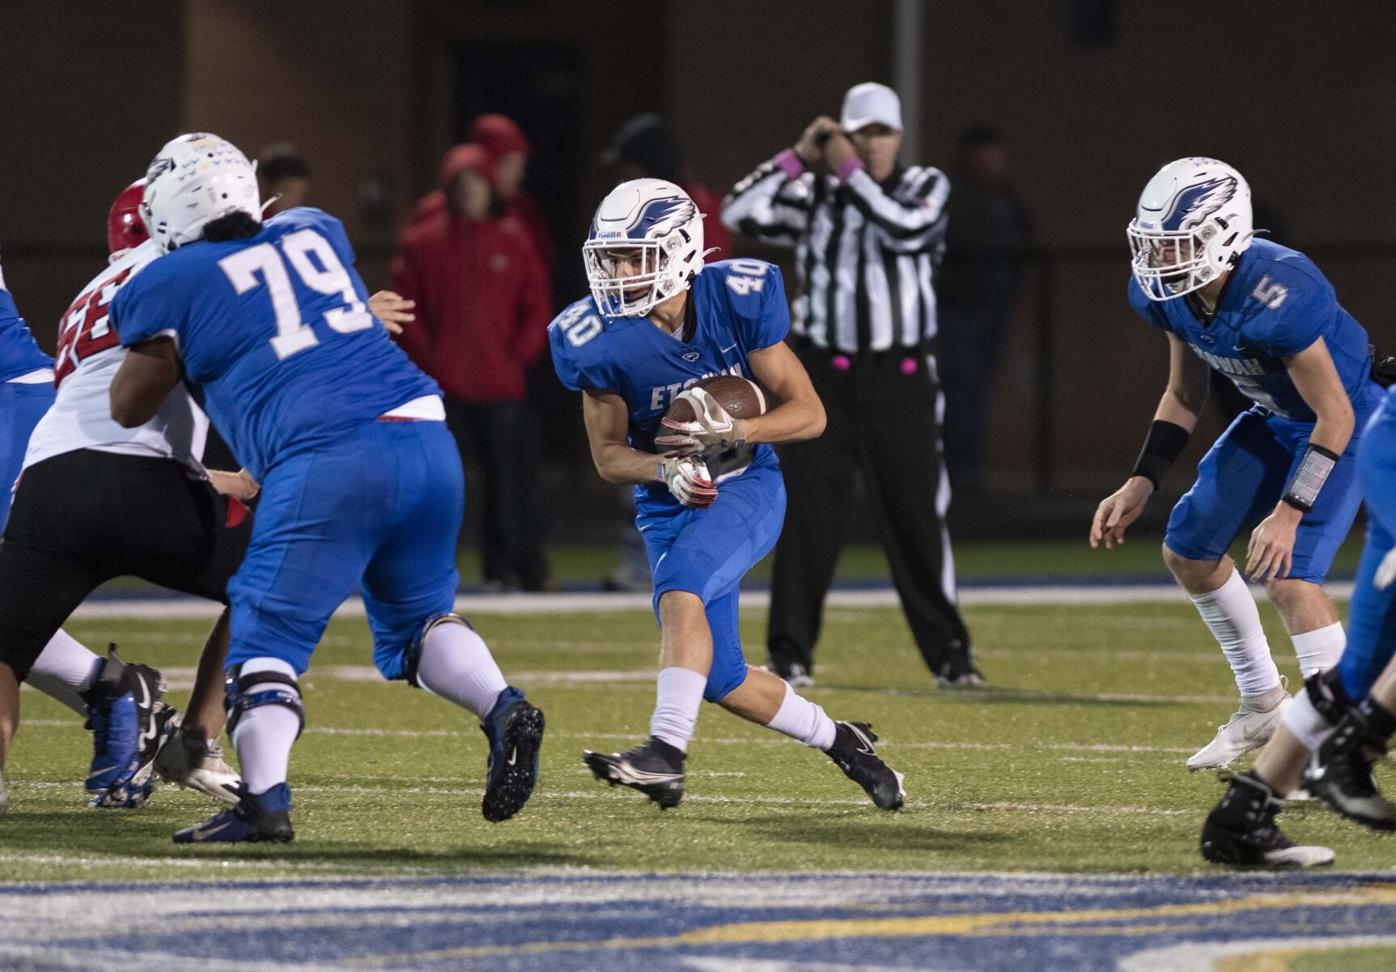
[108,133,543,843]
[550,178,905,811]
[1092,158,1385,774]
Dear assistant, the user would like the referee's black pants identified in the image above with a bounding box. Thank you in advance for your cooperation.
[767,345,972,676]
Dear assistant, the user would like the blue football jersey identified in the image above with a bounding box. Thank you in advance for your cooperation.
[111,208,439,479]
[0,280,54,382]
[1127,239,1374,420]
[550,259,789,510]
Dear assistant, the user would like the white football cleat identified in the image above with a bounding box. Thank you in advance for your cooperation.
[155,720,242,806]
[1187,683,1291,771]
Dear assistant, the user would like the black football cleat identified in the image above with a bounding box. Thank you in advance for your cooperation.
[1302,706,1396,832]
[825,722,905,811]
[173,783,294,844]
[480,687,545,823]
[1200,770,1334,867]
[584,738,685,809]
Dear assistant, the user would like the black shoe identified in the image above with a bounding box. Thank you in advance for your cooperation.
[764,656,814,688]
[173,783,294,844]
[935,642,986,689]
[583,737,685,809]
[1200,771,1334,867]
[824,722,905,811]
[481,687,545,823]
[1302,707,1396,832]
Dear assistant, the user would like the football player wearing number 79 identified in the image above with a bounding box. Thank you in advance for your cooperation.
[108,133,544,843]
[1090,158,1386,813]
[550,178,905,810]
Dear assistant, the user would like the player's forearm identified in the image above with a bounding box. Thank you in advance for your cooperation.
[1308,405,1355,458]
[744,395,826,445]
[1153,388,1204,433]
[591,443,664,485]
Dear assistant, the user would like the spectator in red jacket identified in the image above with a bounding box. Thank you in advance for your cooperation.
[408,114,553,277]
[470,114,554,275]
[393,143,552,590]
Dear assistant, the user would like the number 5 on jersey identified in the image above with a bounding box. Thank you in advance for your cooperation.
[220,228,372,360]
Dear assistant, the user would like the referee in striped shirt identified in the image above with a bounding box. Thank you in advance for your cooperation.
[721,82,982,688]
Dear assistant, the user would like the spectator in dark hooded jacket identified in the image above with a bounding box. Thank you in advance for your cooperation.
[393,143,552,590]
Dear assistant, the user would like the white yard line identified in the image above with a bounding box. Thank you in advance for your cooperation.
[69,581,1358,620]
[16,719,1196,757]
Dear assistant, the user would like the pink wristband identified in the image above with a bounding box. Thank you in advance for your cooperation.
[836,158,865,183]
[775,149,805,181]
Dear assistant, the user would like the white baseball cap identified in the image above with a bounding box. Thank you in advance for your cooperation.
[841,82,903,132]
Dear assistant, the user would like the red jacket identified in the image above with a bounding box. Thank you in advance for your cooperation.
[392,210,551,403]
[683,181,731,262]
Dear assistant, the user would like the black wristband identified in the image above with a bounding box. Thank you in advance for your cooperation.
[1281,443,1340,513]
[1131,420,1191,491]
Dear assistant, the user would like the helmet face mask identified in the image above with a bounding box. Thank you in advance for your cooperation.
[584,179,704,318]
[1128,158,1253,302]
[141,133,262,253]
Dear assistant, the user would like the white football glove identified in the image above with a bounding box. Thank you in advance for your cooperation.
[1376,547,1396,591]
[658,455,718,508]
[655,387,749,455]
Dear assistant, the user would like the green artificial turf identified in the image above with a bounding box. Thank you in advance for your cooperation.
[3,598,1391,883]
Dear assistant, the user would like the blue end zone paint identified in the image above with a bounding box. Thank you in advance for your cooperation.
[4,871,1396,970]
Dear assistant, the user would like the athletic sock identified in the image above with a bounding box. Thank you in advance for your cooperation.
[765,681,837,750]
[414,618,509,720]
[1290,622,1345,679]
[1188,569,1282,698]
[649,667,707,753]
[25,630,103,717]
[230,657,300,797]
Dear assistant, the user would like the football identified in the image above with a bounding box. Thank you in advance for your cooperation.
[664,375,769,424]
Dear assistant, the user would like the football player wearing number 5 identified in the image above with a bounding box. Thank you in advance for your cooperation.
[550,178,905,811]
[1091,158,1385,782]
[108,133,544,843]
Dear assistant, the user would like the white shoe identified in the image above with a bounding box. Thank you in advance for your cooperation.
[1186,682,1291,771]
[155,720,242,805]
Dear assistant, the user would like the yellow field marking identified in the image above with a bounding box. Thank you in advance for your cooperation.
[341,884,1396,967]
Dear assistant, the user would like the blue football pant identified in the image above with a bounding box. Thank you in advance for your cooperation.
[1337,396,1396,699]
[1165,399,1376,582]
[0,379,55,529]
[225,419,462,677]
[639,463,786,702]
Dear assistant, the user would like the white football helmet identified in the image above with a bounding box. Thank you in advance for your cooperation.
[1127,157,1253,301]
[583,178,706,318]
[141,133,262,253]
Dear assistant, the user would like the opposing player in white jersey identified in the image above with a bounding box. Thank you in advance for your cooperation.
[0,181,249,811]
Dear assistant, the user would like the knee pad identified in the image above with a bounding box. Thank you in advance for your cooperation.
[224,664,304,739]
[1282,668,1352,751]
[401,612,474,688]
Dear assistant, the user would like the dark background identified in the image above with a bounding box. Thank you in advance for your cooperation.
[3,0,1394,541]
